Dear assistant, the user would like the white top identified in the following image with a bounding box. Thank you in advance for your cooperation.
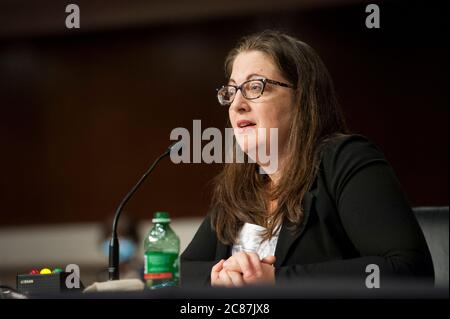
[231,222,281,259]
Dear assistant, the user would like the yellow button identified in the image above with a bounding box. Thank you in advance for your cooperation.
[40,268,52,274]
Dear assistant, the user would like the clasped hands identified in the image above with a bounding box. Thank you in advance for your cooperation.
[210,252,276,287]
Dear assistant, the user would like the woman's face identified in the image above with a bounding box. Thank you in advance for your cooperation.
[228,50,296,168]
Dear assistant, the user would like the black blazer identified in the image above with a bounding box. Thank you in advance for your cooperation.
[180,135,434,287]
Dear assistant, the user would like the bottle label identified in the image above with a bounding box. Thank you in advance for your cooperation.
[144,251,178,280]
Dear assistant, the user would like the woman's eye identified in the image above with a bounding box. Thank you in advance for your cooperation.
[250,83,262,91]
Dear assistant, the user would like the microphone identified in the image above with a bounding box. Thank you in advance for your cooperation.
[108,141,184,280]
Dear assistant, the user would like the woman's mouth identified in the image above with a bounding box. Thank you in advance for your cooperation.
[236,120,257,133]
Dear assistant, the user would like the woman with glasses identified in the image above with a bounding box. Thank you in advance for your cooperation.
[180,30,434,288]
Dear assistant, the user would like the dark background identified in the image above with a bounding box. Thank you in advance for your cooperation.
[0,0,448,227]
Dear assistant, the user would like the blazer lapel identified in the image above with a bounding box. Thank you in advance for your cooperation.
[274,190,316,268]
[215,240,230,260]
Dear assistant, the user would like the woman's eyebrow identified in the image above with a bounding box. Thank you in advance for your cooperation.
[228,73,265,84]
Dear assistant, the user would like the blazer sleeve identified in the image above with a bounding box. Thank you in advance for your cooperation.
[180,214,221,286]
[275,135,434,285]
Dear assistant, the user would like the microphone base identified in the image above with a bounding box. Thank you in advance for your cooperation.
[84,279,145,293]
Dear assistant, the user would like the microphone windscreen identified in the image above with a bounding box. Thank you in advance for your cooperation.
[168,140,184,155]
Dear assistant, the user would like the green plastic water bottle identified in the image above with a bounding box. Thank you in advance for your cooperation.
[144,211,180,289]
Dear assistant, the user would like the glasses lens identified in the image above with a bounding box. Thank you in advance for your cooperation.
[217,86,235,105]
[243,80,264,99]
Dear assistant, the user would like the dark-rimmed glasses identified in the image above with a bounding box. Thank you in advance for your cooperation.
[216,78,295,106]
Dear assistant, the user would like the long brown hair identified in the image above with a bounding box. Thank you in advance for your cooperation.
[211,30,348,245]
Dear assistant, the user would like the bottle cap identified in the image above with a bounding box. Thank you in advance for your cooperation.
[152,211,171,223]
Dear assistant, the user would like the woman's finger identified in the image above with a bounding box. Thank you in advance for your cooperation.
[218,269,233,287]
[261,255,276,265]
[222,256,240,272]
[227,270,245,287]
[212,259,225,272]
[246,252,263,278]
[229,252,255,278]
[211,260,225,286]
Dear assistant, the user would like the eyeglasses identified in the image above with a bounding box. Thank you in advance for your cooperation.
[216,77,295,106]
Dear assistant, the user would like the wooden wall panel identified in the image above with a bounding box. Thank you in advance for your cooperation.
[0,1,448,226]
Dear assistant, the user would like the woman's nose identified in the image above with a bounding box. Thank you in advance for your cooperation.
[230,90,250,113]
